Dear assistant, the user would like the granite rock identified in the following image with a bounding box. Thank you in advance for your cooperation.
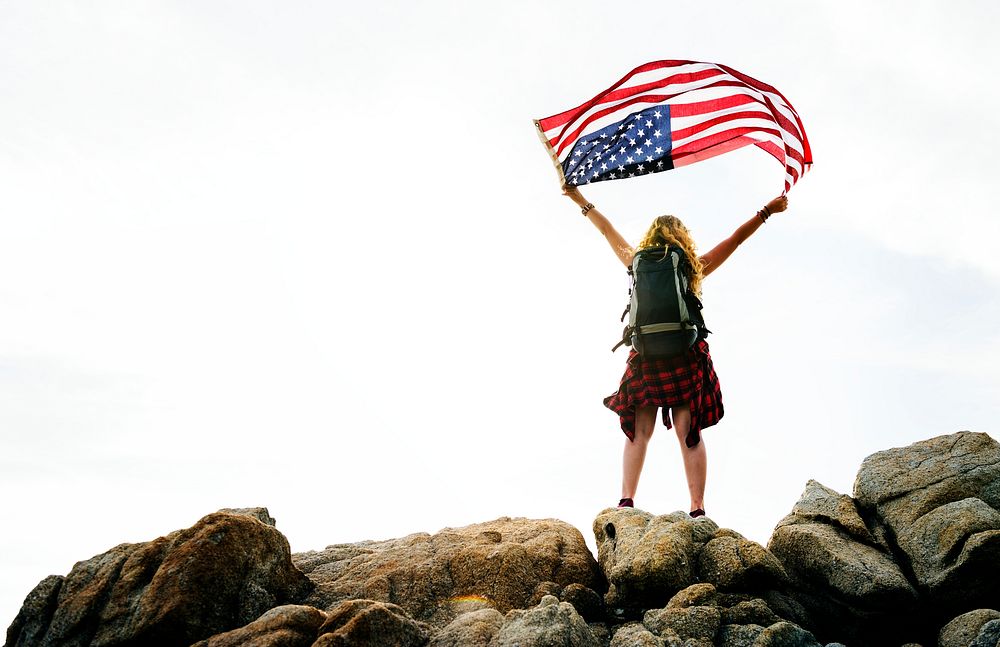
[294,517,605,629]
[5,511,312,647]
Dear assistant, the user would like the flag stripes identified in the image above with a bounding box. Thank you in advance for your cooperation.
[534,60,812,192]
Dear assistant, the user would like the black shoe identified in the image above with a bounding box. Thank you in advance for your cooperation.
[618,498,634,508]
[689,508,705,518]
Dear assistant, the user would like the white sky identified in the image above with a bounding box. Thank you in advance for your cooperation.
[2,0,999,627]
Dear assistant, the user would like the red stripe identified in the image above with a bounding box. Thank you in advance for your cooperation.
[670,109,775,142]
[538,67,725,134]
[553,80,766,157]
[668,93,759,118]
[671,136,761,168]
[544,63,724,148]
[537,61,704,132]
[671,125,783,158]
[718,63,813,164]
[753,140,786,165]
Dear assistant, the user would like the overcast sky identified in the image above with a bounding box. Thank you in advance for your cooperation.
[2,0,999,627]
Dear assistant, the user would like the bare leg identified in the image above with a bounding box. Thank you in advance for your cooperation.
[621,405,657,500]
[671,404,706,513]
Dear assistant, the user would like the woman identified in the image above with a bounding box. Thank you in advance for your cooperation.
[563,184,788,518]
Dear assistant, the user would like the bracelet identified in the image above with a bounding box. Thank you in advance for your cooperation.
[757,206,771,224]
[581,203,595,216]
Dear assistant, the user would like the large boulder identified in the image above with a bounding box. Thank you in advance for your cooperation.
[312,599,429,647]
[191,605,326,647]
[428,608,505,647]
[938,609,1000,647]
[768,480,918,643]
[5,510,313,647]
[854,431,1000,612]
[610,622,676,647]
[492,595,600,647]
[697,530,787,591]
[593,508,718,611]
[293,517,605,629]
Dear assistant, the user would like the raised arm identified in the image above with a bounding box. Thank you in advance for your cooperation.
[563,184,634,268]
[700,196,788,277]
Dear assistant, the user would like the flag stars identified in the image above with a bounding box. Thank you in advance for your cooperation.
[646,120,653,128]
[635,148,644,156]
[655,147,664,154]
[601,163,608,170]
[654,130,662,138]
[637,129,645,137]
[637,164,645,172]
[626,156,634,163]
[654,110,662,118]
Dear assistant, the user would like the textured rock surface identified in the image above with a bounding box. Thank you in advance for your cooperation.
[560,583,604,622]
[492,595,600,647]
[594,508,718,610]
[642,605,720,641]
[428,608,504,647]
[938,609,1000,647]
[971,619,1000,647]
[768,480,918,643]
[752,621,823,646]
[697,532,787,591]
[610,622,674,646]
[854,431,1000,608]
[4,575,63,647]
[716,623,765,647]
[5,511,312,647]
[293,517,604,629]
[191,605,326,647]
[10,432,1000,647]
[312,599,429,646]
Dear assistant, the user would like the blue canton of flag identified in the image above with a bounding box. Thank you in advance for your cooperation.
[564,109,672,186]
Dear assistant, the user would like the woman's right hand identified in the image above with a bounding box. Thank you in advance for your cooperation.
[765,195,788,214]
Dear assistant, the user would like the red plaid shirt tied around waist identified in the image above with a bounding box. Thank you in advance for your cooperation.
[603,339,724,447]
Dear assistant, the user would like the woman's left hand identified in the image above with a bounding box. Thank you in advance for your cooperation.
[765,195,789,214]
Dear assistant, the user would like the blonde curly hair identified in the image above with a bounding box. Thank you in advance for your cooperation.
[636,215,704,296]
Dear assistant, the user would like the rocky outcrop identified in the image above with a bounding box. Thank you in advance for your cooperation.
[594,509,786,614]
[7,431,1000,647]
[5,509,312,647]
[293,517,606,629]
[767,480,918,644]
[313,599,430,647]
[854,432,1000,615]
[190,605,327,647]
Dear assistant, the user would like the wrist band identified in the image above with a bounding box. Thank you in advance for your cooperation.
[757,206,771,224]
[581,203,595,216]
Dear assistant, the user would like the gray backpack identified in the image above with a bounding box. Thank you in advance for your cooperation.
[612,245,708,358]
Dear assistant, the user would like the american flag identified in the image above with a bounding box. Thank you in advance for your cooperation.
[535,60,812,193]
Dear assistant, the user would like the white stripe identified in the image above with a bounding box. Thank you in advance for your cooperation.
[547,65,809,171]
[546,66,746,148]
[551,85,773,161]
[671,118,785,152]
